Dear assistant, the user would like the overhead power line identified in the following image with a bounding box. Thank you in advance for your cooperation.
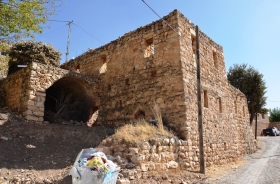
[73,23,105,45]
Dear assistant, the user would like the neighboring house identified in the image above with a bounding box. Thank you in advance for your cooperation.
[0,10,256,168]
[251,113,269,135]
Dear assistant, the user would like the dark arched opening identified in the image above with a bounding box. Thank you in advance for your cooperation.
[44,77,98,124]
[134,110,145,120]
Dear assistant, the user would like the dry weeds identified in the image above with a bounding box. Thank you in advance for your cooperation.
[114,120,175,143]
[206,159,247,180]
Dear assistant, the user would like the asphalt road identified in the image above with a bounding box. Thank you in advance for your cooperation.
[210,136,280,184]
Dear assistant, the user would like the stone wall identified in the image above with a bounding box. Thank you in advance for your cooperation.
[61,10,256,166]
[98,135,256,174]
[62,10,186,128]
[1,62,100,122]
[0,65,31,112]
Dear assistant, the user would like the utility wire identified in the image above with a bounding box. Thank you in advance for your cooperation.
[73,23,105,45]
[38,25,66,38]
[48,19,71,23]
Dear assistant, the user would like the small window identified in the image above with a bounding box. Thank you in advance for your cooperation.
[218,97,222,113]
[243,106,245,117]
[99,55,107,74]
[191,35,196,55]
[262,114,265,119]
[125,78,129,85]
[75,64,80,73]
[203,90,208,108]
[151,70,157,77]
[108,84,111,91]
[144,38,154,58]
[234,101,237,113]
[101,55,106,63]
[213,51,218,69]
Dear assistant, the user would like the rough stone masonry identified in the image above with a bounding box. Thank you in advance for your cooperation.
[0,9,256,171]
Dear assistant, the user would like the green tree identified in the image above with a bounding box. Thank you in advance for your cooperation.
[227,64,267,125]
[8,40,61,75]
[269,108,280,123]
[0,0,61,43]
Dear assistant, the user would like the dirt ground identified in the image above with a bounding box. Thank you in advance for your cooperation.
[0,109,115,184]
[0,109,209,184]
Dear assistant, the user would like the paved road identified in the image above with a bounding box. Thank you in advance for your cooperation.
[210,137,280,184]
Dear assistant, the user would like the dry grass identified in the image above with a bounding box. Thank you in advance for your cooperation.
[206,159,247,180]
[150,100,163,131]
[114,120,175,143]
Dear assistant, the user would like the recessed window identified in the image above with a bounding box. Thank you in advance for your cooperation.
[213,51,218,69]
[234,101,237,113]
[151,70,157,77]
[99,55,107,74]
[125,78,129,85]
[243,106,245,117]
[144,38,154,58]
[262,114,265,119]
[108,84,111,91]
[191,35,196,55]
[218,97,222,113]
[75,64,80,73]
[203,90,208,108]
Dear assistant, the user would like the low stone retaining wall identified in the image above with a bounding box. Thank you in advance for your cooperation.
[98,136,256,178]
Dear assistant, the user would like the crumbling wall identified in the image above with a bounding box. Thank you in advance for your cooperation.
[61,10,257,168]
[0,65,31,112]
[62,10,187,129]
[177,12,256,167]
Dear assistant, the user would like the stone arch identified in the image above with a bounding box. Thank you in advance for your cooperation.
[43,76,99,124]
[134,109,145,120]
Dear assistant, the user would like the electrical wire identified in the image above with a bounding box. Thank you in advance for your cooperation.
[37,25,66,38]
[73,23,105,45]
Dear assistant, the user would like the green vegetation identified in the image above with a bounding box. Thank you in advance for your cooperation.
[0,0,61,43]
[269,108,280,123]
[8,40,61,75]
[227,64,267,124]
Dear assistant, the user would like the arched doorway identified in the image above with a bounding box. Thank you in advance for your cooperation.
[44,77,98,124]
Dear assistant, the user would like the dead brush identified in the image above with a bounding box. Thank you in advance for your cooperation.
[150,100,164,131]
[114,120,175,143]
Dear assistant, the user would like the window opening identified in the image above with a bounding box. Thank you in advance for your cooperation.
[108,84,111,91]
[213,51,218,69]
[99,55,107,74]
[134,110,145,120]
[125,78,129,85]
[218,97,222,113]
[151,70,157,77]
[243,106,245,117]
[203,90,208,108]
[144,38,154,58]
[262,114,265,119]
[191,35,196,55]
[234,101,237,113]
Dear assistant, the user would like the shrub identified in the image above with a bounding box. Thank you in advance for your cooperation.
[8,40,61,75]
[114,120,175,143]
[269,107,280,123]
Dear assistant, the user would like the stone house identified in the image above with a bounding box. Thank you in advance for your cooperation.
[0,10,256,168]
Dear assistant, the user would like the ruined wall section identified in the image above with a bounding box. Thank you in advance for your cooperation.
[62,10,188,130]
[23,62,100,122]
[177,12,256,166]
[0,65,31,113]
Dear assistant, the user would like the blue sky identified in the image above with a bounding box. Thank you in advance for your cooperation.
[34,0,280,110]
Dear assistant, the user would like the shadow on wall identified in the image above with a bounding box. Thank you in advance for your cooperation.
[44,77,98,124]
